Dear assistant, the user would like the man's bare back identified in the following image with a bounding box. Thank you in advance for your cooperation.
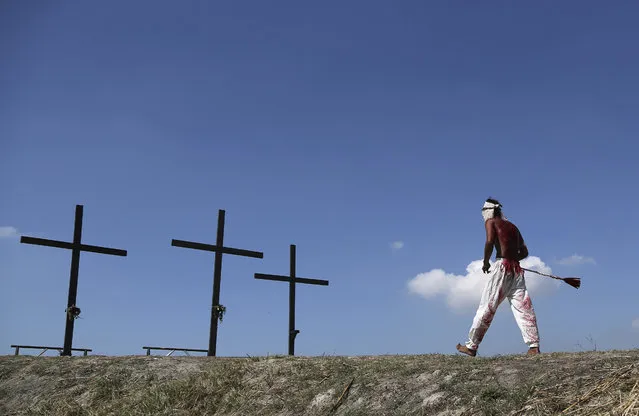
[483,217,528,272]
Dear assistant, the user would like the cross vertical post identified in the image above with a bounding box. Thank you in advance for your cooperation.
[19,204,128,356]
[210,209,225,356]
[64,205,84,357]
[171,209,264,357]
[255,244,329,356]
[289,244,296,355]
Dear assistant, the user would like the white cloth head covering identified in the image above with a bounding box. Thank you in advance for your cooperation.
[482,200,507,222]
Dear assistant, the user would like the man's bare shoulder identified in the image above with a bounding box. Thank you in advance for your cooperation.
[489,217,506,228]
[503,220,525,240]
[507,220,522,233]
[494,217,517,228]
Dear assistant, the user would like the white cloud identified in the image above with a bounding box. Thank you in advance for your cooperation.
[557,254,596,266]
[390,241,404,251]
[0,226,18,238]
[407,256,560,313]
[632,318,639,330]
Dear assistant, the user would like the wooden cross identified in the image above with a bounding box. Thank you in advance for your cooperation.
[254,244,329,356]
[20,204,127,356]
[171,209,263,357]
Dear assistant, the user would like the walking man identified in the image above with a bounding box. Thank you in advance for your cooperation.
[456,198,540,357]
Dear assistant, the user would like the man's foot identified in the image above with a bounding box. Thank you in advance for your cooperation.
[527,347,540,356]
[456,343,477,357]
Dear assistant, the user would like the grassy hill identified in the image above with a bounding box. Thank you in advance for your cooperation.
[1,349,638,415]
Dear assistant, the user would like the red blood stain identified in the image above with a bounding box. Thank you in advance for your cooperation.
[502,259,522,276]
[475,301,499,344]
[520,294,539,342]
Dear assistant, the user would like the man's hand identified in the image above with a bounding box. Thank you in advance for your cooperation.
[482,261,491,273]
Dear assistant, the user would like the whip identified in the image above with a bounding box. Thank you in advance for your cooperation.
[522,267,581,289]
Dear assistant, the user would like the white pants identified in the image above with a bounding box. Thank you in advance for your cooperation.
[465,258,540,350]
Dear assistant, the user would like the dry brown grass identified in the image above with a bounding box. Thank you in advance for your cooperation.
[1,349,638,415]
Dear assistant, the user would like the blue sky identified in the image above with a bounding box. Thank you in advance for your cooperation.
[1,1,638,357]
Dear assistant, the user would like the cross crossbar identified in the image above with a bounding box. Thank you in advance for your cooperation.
[171,239,263,258]
[21,236,127,256]
[254,273,329,286]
